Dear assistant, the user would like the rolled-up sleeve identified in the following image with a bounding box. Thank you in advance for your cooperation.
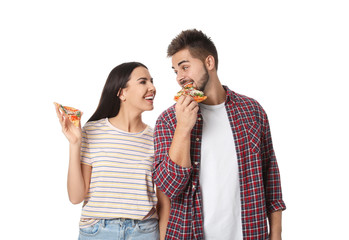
[152,114,192,199]
[261,110,286,213]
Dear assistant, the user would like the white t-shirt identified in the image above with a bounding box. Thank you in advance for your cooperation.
[199,102,243,240]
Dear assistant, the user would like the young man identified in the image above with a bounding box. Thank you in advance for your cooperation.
[153,29,286,240]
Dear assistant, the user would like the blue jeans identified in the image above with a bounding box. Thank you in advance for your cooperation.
[78,218,159,240]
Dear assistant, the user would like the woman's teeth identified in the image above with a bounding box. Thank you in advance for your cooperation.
[145,96,154,100]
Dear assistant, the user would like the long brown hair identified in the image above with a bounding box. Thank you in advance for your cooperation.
[88,62,148,122]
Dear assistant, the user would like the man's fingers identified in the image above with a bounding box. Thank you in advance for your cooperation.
[188,101,199,111]
[183,95,195,106]
[176,95,186,105]
[178,95,196,107]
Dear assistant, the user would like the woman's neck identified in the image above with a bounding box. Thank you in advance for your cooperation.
[108,108,146,133]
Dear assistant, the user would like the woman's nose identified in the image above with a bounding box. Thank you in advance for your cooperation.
[148,82,156,92]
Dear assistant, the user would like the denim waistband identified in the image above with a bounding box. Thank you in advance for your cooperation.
[99,218,146,228]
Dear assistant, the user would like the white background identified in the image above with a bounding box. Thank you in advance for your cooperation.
[1,0,348,239]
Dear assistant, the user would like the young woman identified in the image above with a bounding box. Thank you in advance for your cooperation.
[55,62,162,239]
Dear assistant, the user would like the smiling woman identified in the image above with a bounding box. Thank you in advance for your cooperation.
[54,62,161,240]
[116,66,156,119]
[88,62,153,123]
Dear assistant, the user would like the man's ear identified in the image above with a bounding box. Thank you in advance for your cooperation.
[205,55,216,71]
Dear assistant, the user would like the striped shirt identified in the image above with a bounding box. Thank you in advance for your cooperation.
[79,118,157,227]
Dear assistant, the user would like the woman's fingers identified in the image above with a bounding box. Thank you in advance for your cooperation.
[54,103,64,125]
[78,112,83,128]
[54,103,72,129]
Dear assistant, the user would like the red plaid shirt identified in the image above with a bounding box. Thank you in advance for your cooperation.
[153,86,286,240]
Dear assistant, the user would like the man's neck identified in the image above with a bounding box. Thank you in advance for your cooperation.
[202,75,226,105]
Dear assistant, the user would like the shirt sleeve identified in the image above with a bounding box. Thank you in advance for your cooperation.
[152,115,192,200]
[81,127,92,166]
[260,111,286,213]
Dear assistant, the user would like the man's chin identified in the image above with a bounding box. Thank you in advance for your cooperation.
[196,81,208,92]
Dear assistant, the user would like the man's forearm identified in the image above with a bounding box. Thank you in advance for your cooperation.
[168,127,192,168]
[268,210,282,240]
[157,188,171,240]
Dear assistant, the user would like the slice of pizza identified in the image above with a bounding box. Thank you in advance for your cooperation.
[54,102,82,127]
[174,84,207,103]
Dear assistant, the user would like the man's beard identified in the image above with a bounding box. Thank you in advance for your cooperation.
[197,66,209,92]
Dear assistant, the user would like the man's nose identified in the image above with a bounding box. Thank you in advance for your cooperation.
[177,73,185,85]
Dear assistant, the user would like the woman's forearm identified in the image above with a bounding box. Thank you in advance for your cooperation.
[67,142,90,204]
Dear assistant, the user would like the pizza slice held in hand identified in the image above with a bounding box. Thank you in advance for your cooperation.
[54,102,82,127]
[174,84,207,103]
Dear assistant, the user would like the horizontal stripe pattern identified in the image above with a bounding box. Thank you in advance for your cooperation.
[80,118,157,223]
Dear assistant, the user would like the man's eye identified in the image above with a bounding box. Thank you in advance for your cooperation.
[174,71,178,75]
[140,81,146,84]
[183,66,188,70]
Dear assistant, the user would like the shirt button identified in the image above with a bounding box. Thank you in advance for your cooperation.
[196,138,200,141]
[192,185,196,190]
[198,117,202,121]
[194,162,199,165]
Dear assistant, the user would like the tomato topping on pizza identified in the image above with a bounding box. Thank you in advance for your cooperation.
[54,102,82,127]
[174,84,207,103]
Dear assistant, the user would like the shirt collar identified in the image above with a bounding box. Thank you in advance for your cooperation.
[223,85,236,105]
[197,85,236,116]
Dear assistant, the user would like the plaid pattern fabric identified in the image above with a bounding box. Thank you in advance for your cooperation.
[153,86,286,240]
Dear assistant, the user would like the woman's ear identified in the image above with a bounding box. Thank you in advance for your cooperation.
[205,55,216,71]
[118,89,126,101]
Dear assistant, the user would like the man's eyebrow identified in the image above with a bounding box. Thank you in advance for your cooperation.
[172,60,189,69]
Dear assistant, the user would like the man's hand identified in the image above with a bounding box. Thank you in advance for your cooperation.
[175,95,199,133]
[168,95,199,168]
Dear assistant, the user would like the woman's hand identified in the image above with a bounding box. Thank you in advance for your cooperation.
[55,103,82,144]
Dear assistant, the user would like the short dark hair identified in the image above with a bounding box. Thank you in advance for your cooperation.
[167,29,218,70]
